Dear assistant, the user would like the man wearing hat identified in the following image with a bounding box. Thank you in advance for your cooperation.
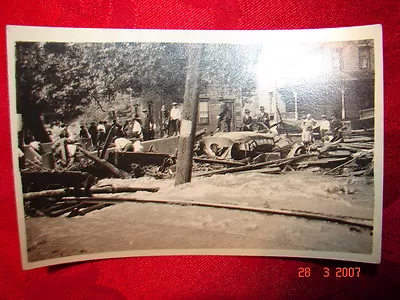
[242,108,253,131]
[131,114,143,140]
[256,106,270,131]
[301,114,317,146]
[169,102,181,136]
[216,101,232,132]
[142,109,155,141]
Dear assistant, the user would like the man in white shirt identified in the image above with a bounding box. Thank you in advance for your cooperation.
[169,102,181,136]
[97,121,106,147]
[114,137,134,152]
[131,116,143,140]
[301,114,317,146]
[319,115,331,138]
[52,138,78,166]
[113,137,144,152]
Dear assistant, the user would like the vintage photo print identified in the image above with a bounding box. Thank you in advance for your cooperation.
[7,25,383,269]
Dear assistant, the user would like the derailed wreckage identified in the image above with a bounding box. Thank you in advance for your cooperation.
[20,128,374,229]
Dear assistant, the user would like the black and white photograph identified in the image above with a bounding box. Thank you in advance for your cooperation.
[7,25,383,269]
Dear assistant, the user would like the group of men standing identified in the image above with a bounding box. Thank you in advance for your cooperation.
[217,103,278,134]
[301,114,345,147]
[79,112,156,150]
[241,106,275,133]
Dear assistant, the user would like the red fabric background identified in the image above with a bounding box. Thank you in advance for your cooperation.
[1,1,399,298]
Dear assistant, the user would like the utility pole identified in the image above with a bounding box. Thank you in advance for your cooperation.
[341,86,346,120]
[175,44,203,186]
[291,87,298,120]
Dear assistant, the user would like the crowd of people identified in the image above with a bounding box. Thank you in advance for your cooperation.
[25,102,183,164]
[237,105,346,149]
[21,99,348,169]
[300,114,346,148]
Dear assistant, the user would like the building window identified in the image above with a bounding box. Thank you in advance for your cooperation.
[198,100,209,125]
[359,46,371,70]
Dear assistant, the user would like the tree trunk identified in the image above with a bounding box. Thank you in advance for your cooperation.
[175,45,203,186]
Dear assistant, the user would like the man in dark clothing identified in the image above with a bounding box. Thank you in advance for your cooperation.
[79,125,90,139]
[330,116,344,142]
[242,108,253,131]
[161,105,169,138]
[142,109,155,141]
[256,106,270,131]
[59,123,69,139]
[109,119,124,139]
[104,121,112,135]
[88,122,98,146]
[217,102,232,132]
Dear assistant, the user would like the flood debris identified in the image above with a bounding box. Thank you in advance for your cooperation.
[20,125,374,220]
[23,181,160,218]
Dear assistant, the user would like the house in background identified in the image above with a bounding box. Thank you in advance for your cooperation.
[260,40,375,129]
[196,83,257,133]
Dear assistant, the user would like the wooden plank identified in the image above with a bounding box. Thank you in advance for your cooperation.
[23,185,160,200]
[193,157,245,166]
[196,153,316,177]
[76,145,131,179]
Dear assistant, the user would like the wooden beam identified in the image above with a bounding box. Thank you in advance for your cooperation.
[76,145,131,179]
[193,157,245,166]
[23,185,160,200]
[195,153,316,177]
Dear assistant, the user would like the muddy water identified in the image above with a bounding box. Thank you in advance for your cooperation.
[25,171,375,262]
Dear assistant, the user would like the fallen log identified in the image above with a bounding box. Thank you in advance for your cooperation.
[324,150,352,157]
[48,203,88,217]
[297,157,348,168]
[23,185,160,200]
[342,137,373,143]
[193,157,245,166]
[67,203,111,217]
[100,125,116,159]
[76,145,131,179]
[240,166,282,174]
[24,188,67,200]
[61,195,373,229]
[195,153,316,177]
[337,144,369,153]
[90,186,160,193]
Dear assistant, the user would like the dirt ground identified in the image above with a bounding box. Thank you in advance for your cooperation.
[25,170,375,263]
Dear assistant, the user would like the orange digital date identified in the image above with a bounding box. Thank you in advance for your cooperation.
[298,267,361,278]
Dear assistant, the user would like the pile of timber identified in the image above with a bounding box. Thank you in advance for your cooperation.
[194,135,374,178]
[23,183,160,218]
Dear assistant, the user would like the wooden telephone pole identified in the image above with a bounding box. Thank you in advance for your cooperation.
[175,44,203,186]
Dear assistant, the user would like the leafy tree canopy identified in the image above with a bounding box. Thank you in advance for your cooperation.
[16,41,261,125]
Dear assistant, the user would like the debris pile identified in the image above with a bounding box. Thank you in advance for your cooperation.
[20,129,374,218]
[23,178,160,218]
[194,133,374,178]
